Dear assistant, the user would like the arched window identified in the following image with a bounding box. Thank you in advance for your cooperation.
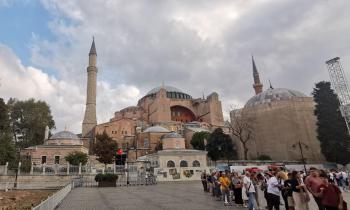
[192,160,200,167]
[167,160,175,168]
[180,160,188,167]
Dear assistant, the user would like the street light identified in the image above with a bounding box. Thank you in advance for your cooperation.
[292,141,309,174]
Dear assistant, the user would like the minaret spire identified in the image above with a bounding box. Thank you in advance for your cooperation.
[89,36,97,55]
[252,56,263,95]
[269,79,274,89]
[82,38,98,138]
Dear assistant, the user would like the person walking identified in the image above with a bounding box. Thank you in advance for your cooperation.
[243,171,256,210]
[201,171,208,192]
[219,172,231,205]
[291,171,310,210]
[314,171,346,210]
[266,171,282,210]
[284,172,295,210]
[305,167,326,210]
[232,173,243,206]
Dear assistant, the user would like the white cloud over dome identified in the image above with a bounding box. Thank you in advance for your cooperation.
[2,0,350,131]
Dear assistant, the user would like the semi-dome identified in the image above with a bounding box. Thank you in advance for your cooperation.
[145,85,192,99]
[245,88,307,108]
[144,125,169,133]
[162,132,183,139]
[50,131,79,140]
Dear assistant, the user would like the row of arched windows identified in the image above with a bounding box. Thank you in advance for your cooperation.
[167,160,200,168]
[166,92,192,99]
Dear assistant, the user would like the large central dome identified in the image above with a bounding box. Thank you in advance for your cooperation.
[245,88,307,108]
[147,86,184,95]
[145,85,192,99]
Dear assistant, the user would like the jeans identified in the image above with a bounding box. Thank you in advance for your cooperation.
[341,178,347,191]
[221,188,229,203]
[248,192,255,210]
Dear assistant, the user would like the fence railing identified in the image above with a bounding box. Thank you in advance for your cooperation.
[0,162,101,176]
[32,182,72,210]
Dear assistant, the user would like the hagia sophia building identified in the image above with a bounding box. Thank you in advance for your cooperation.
[23,39,323,165]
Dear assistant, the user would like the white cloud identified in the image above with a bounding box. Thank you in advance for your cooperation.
[0,43,140,133]
[3,0,350,132]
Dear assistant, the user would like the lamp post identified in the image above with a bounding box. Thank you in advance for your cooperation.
[292,141,308,174]
[13,146,22,189]
[126,142,129,186]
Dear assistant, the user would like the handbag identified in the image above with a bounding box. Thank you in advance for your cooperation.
[299,189,310,203]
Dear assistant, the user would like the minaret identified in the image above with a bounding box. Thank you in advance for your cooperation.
[82,38,97,137]
[252,56,263,95]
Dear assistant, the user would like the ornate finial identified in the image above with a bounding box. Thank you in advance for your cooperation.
[64,125,67,131]
[269,79,274,89]
[202,92,205,100]
[161,80,165,89]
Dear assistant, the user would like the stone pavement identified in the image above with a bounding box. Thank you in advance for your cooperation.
[57,182,350,210]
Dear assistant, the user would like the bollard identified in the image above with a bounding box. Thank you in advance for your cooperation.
[18,162,21,175]
[4,162,8,175]
[78,162,82,175]
[30,162,33,175]
[113,164,116,174]
[42,164,46,175]
[67,163,70,175]
[5,182,8,192]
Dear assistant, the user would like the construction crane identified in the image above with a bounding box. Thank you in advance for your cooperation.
[325,57,350,135]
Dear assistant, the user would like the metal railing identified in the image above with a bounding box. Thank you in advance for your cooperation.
[32,183,72,210]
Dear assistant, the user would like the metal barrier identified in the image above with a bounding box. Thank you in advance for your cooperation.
[32,183,72,210]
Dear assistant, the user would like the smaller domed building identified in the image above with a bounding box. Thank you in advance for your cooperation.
[22,130,88,165]
[137,131,208,181]
[230,58,323,162]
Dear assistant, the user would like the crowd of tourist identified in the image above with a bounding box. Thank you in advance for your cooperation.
[201,167,349,210]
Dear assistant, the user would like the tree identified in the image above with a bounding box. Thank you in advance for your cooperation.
[206,128,237,162]
[65,151,88,165]
[8,98,55,148]
[229,108,255,160]
[155,142,163,151]
[312,81,350,165]
[93,131,118,169]
[190,131,210,150]
[0,98,15,165]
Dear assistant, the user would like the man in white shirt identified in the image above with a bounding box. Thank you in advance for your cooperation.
[266,171,281,210]
[243,172,256,210]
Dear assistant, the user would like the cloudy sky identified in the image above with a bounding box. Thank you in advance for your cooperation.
[1,0,350,133]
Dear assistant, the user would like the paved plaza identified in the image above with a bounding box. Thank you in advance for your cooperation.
[57,182,350,210]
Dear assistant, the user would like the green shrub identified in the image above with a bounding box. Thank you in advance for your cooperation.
[95,173,118,182]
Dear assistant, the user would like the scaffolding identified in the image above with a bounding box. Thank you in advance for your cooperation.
[326,57,350,135]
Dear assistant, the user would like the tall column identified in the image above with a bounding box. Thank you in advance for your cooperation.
[82,38,98,137]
